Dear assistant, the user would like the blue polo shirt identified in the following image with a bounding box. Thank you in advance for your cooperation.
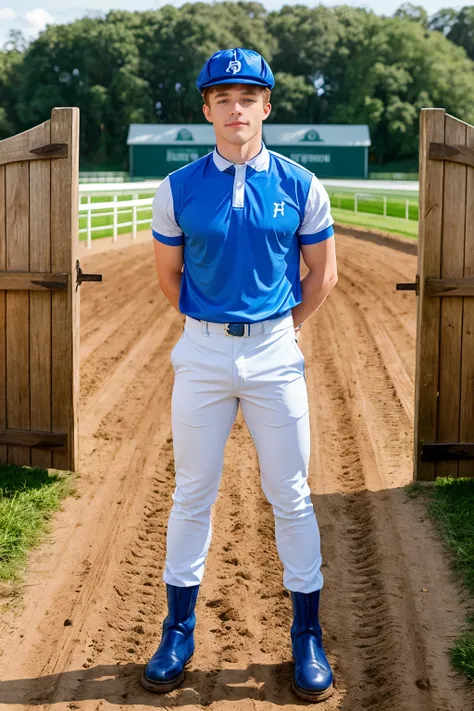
[152,143,334,324]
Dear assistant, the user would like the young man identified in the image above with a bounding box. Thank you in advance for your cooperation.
[142,48,338,703]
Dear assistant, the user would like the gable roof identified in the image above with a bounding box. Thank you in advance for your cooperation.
[127,124,215,145]
[262,124,371,147]
[127,123,371,147]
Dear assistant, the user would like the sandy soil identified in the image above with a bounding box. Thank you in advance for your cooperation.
[1,228,473,711]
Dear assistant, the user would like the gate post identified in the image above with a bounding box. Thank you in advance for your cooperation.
[0,108,81,471]
[414,108,474,480]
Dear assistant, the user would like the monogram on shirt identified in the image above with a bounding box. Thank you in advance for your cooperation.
[273,201,285,218]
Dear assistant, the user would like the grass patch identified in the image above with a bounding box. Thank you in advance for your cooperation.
[450,633,474,683]
[332,207,418,239]
[328,190,419,220]
[406,477,474,682]
[0,464,74,582]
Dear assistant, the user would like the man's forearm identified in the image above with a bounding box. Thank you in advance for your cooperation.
[158,273,182,313]
[291,271,337,326]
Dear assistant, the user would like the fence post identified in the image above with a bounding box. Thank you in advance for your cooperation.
[354,194,358,214]
[132,191,137,239]
[405,199,409,220]
[87,195,92,249]
[113,194,118,241]
[383,196,387,218]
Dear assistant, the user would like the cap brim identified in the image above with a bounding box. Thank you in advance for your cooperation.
[199,77,272,90]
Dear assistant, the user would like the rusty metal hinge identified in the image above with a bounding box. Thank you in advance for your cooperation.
[429,142,474,170]
[421,443,474,461]
[396,274,419,294]
[29,143,68,159]
[76,259,103,292]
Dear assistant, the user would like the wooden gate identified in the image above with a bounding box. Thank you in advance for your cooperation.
[0,108,80,471]
[412,108,474,480]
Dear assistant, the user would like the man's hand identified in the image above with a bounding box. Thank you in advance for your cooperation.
[294,325,302,346]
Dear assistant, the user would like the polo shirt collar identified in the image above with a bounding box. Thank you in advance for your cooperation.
[213,143,270,173]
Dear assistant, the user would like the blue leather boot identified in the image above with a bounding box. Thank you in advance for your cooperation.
[141,584,199,692]
[290,590,335,702]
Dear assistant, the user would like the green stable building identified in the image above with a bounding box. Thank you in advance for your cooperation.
[262,124,370,179]
[127,124,215,178]
[127,123,370,179]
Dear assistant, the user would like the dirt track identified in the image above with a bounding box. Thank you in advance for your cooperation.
[1,228,474,711]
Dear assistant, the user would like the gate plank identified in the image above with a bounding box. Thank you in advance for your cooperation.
[0,272,68,290]
[459,121,474,477]
[436,115,467,478]
[51,108,79,471]
[414,109,445,481]
[6,160,30,466]
[0,165,5,465]
[30,119,52,469]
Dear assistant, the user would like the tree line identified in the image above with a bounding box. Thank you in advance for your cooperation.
[0,2,473,169]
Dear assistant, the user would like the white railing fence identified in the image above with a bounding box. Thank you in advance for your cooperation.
[79,194,153,249]
[78,180,419,249]
[78,182,161,249]
[353,192,414,220]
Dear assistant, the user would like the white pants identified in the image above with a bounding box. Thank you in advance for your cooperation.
[163,313,323,593]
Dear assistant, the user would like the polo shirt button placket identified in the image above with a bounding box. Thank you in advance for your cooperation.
[233,164,246,209]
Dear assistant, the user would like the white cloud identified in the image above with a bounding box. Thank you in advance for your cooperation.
[23,8,56,34]
[0,7,17,21]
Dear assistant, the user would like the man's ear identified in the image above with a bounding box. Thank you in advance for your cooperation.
[202,104,213,123]
[262,103,272,121]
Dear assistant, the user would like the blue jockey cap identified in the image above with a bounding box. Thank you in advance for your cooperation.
[196,48,275,93]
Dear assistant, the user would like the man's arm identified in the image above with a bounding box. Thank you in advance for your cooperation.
[153,240,183,313]
[151,176,185,313]
[291,235,338,328]
[292,175,338,330]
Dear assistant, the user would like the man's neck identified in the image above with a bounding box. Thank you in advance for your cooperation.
[215,132,263,165]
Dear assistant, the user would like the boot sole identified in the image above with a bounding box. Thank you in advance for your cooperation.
[140,655,193,693]
[292,680,335,703]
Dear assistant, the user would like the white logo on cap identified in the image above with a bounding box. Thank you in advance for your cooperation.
[226,50,242,75]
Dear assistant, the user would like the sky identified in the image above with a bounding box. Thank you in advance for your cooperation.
[0,0,472,46]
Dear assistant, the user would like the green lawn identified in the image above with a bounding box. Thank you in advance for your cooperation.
[407,478,474,682]
[0,464,74,583]
[332,207,418,240]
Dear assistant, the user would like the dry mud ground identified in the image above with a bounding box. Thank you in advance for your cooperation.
[1,228,474,711]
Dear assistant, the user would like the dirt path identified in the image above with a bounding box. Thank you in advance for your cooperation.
[1,230,473,711]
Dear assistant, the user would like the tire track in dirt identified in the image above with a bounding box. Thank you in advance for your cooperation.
[315,284,433,711]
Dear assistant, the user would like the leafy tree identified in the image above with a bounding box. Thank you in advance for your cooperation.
[0,32,23,139]
[0,1,473,167]
[394,3,429,28]
[429,7,459,36]
[430,6,474,60]
[448,6,474,60]
[268,72,315,123]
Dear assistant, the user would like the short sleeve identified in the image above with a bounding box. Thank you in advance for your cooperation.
[151,176,184,246]
[298,175,334,246]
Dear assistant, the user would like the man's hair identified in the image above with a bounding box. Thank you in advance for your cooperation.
[202,85,271,107]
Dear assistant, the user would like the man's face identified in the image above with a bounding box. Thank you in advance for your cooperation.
[202,84,271,145]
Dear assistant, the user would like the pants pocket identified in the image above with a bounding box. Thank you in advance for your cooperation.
[170,330,186,368]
